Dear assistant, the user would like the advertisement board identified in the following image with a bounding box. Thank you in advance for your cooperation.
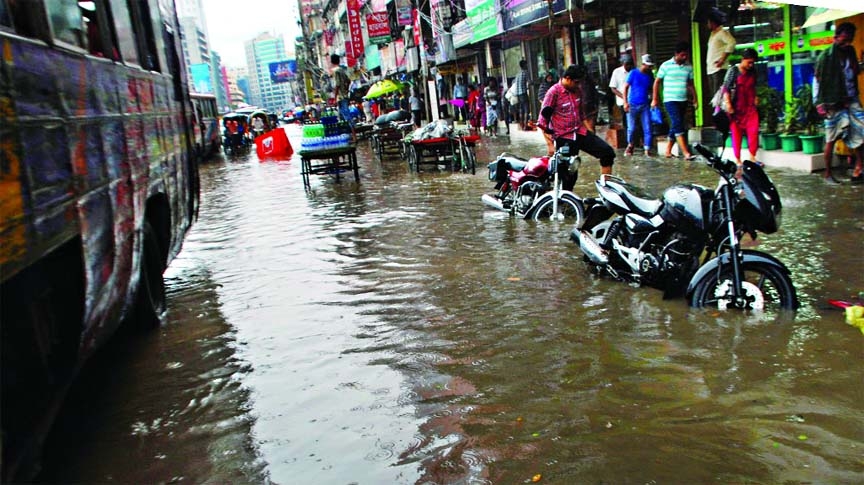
[268,60,297,84]
[190,63,212,93]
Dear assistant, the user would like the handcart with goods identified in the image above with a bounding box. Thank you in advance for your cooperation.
[406,131,479,174]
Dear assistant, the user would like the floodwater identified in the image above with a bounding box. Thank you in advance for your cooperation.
[39,124,863,484]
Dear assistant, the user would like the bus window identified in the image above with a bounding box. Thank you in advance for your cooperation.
[1,1,11,29]
[109,0,138,65]
[81,0,119,59]
[128,0,160,71]
[2,0,50,39]
[46,0,86,48]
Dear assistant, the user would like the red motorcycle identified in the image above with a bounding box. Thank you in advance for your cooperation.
[481,145,585,223]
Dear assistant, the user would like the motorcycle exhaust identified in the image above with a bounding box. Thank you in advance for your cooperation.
[481,194,505,212]
[577,230,609,265]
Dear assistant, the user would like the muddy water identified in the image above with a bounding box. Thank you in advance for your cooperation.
[39,124,863,483]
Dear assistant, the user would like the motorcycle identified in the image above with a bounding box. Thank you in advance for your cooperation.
[481,145,585,223]
[572,144,798,311]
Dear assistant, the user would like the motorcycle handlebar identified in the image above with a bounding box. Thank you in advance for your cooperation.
[694,144,737,177]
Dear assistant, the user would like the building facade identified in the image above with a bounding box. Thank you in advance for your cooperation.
[245,33,295,113]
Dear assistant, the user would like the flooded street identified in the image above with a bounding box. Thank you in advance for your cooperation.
[40,124,863,483]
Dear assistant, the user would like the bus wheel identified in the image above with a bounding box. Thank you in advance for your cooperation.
[134,222,166,328]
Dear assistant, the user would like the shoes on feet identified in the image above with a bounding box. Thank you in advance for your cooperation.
[643,147,653,157]
[684,154,697,161]
[850,174,863,185]
[624,145,634,156]
[824,174,842,185]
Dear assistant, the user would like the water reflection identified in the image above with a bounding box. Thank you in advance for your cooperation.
[39,124,864,483]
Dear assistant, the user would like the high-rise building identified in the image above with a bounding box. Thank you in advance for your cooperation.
[176,0,221,97]
[245,32,294,112]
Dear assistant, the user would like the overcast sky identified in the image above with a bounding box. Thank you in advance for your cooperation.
[202,0,301,68]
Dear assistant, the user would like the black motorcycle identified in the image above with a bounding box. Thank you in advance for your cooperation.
[572,144,798,311]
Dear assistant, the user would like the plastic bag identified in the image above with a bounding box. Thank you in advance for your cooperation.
[650,106,664,125]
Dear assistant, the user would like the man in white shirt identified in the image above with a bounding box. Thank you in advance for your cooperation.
[609,54,634,133]
[706,9,736,96]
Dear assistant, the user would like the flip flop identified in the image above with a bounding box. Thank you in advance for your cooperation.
[685,154,698,161]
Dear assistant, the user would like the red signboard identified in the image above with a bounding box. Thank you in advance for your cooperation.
[366,12,391,43]
[347,0,364,58]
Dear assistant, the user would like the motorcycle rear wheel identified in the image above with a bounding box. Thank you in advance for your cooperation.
[690,262,798,311]
[530,195,584,225]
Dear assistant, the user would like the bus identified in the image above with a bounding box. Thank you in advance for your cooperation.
[0,0,199,479]
[190,92,220,161]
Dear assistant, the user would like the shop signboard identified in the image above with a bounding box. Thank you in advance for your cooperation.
[452,18,473,49]
[367,12,392,45]
[365,42,381,70]
[465,0,501,44]
[503,0,566,31]
[347,0,364,58]
[740,30,833,57]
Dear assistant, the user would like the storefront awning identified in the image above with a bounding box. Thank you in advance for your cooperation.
[766,0,863,12]
[801,8,862,28]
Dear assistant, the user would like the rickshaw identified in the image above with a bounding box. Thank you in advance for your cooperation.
[222,112,250,155]
[250,110,271,138]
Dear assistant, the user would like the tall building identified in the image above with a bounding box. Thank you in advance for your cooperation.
[245,32,294,112]
[176,0,220,96]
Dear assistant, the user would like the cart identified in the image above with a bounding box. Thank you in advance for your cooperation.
[407,134,479,174]
[370,122,413,161]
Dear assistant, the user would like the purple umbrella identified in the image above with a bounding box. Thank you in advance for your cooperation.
[449,99,465,108]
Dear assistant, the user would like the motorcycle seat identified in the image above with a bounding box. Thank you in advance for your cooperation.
[624,193,663,217]
[602,177,663,217]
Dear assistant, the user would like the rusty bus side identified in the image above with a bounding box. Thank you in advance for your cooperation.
[0,0,198,479]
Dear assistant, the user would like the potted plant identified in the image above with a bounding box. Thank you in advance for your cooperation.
[756,85,783,150]
[779,95,802,152]
[796,84,824,154]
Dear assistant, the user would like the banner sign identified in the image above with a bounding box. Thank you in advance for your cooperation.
[396,0,413,26]
[347,0,364,58]
[465,0,501,43]
[345,41,357,67]
[503,0,566,31]
[452,18,473,49]
[268,60,297,83]
[367,12,392,44]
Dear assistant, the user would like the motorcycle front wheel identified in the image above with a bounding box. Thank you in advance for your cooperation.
[530,195,585,225]
[690,262,798,311]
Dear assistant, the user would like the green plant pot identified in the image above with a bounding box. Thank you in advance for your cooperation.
[779,134,801,152]
[799,134,824,154]
[760,132,781,150]
[725,137,748,148]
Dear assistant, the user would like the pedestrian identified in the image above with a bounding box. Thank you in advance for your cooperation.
[537,72,554,118]
[722,48,759,169]
[538,64,616,189]
[652,42,698,160]
[705,8,736,97]
[815,22,863,185]
[623,54,655,156]
[609,53,634,134]
[453,78,468,122]
[435,70,449,118]
[474,85,487,135]
[330,54,354,132]
[484,78,501,137]
[514,59,531,129]
[409,89,422,128]
[362,99,372,122]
